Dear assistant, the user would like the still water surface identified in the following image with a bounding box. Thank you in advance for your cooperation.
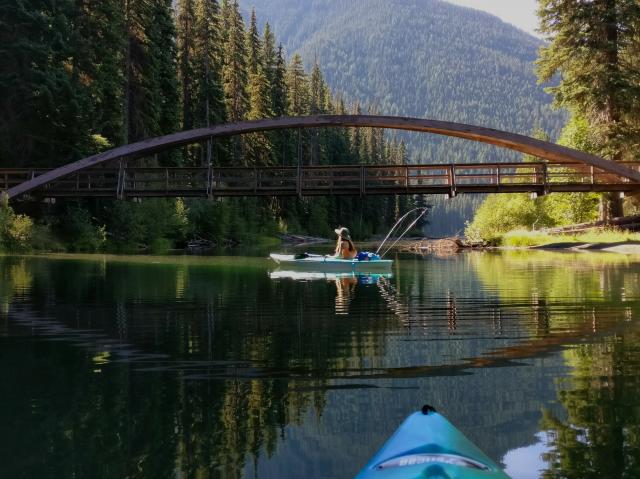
[1,251,640,478]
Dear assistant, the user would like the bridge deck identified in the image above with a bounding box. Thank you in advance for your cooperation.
[2,162,639,199]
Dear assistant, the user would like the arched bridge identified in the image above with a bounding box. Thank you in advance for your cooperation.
[3,115,640,200]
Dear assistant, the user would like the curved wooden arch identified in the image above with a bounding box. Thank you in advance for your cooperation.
[7,114,640,198]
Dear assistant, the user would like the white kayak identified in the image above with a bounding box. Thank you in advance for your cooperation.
[269,270,392,281]
[270,253,393,273]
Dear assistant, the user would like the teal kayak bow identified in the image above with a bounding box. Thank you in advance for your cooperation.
[357,406,510,479]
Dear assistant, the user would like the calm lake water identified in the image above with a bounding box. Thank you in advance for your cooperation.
[1,251,640,478]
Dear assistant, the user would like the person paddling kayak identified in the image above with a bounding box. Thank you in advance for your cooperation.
[334,227,357,259]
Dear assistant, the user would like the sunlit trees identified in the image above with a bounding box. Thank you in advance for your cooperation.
[537,0,640,219]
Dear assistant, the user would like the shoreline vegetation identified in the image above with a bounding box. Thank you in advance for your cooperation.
[399,227,640,256]
[463,0,640,247]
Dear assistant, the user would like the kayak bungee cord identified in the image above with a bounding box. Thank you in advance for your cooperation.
[376,207,430,259]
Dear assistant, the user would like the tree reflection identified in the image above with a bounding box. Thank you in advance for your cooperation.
[469,251,640,478]
[540,337,640,478]
[3,252,640,477]
[0,258,396,477]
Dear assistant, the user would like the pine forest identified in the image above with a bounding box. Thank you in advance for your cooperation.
[0,0,419,253]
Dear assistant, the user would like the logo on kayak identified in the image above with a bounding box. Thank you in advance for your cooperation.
[377,453,491,471]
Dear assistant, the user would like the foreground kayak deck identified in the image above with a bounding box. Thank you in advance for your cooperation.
[357,408,510,479]
[269,253,393,273]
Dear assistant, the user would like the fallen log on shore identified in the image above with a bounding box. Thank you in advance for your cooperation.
[541,215,640,235]
[398,237,483,254]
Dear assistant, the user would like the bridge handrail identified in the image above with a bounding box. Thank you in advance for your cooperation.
[5,114,640,199]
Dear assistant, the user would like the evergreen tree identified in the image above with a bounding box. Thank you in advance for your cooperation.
[220,0,231,39]
[178,0,227,165]
[349,103,363,162]
[123,0,158,142]
[192,0,226,127]
[261,24,285,164]
[272,45,288,117]
[286,54,310,116]
[537,0,640,218]
[261,23,278,101]
[73,0,126,149]
[221,0,248,164]
[243,8,273,165]
[309,63,327,116]
[0,0,94,167]
[246,67,274,165]
[149,1,180,141]
[270,44,289,164]
[246,9,262,75]
[193,0,227,165]
[176,0,196,131]
[122,0,179,147]
[222,0,248,122]
[309,63,328,165]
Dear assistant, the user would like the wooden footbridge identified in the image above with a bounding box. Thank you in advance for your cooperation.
[2,161,639,199]
[3,115,640,200]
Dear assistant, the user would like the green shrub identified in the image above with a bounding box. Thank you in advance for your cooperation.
[63,206,106,252]
[0,196,34,251]
[29,224,65,252]
[148,237,173,254]
[465,194,552,241]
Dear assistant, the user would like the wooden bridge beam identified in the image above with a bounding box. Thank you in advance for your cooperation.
[6,114,640,199]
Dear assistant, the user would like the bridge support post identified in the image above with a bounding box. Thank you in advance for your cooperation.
[165,168,169,196]
[206,163,214,199]
[360,165,366,197]
[542,163,549,196]
[116,159,126,200]
[253,167,258,195]
[405,165,409,194]
[448,164,457,198]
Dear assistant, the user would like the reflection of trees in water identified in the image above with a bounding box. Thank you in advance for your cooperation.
[0,257,33,327]
[467,252,640,478]
[471,251,639,304]
[0,320,327,478]
[470,251,640,342]
[0,258,398,477]
[540,337,640,478]
[5,253,640,477]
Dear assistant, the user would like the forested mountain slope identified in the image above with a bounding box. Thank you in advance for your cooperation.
[241,0,563,154]
[239,0,566,234]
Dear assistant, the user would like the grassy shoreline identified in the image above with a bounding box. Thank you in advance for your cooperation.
[496,229,640,251]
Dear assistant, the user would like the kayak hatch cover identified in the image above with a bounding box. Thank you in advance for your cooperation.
[356,406,511,479]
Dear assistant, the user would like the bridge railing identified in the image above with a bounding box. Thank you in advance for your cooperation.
[2,161,638,198]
